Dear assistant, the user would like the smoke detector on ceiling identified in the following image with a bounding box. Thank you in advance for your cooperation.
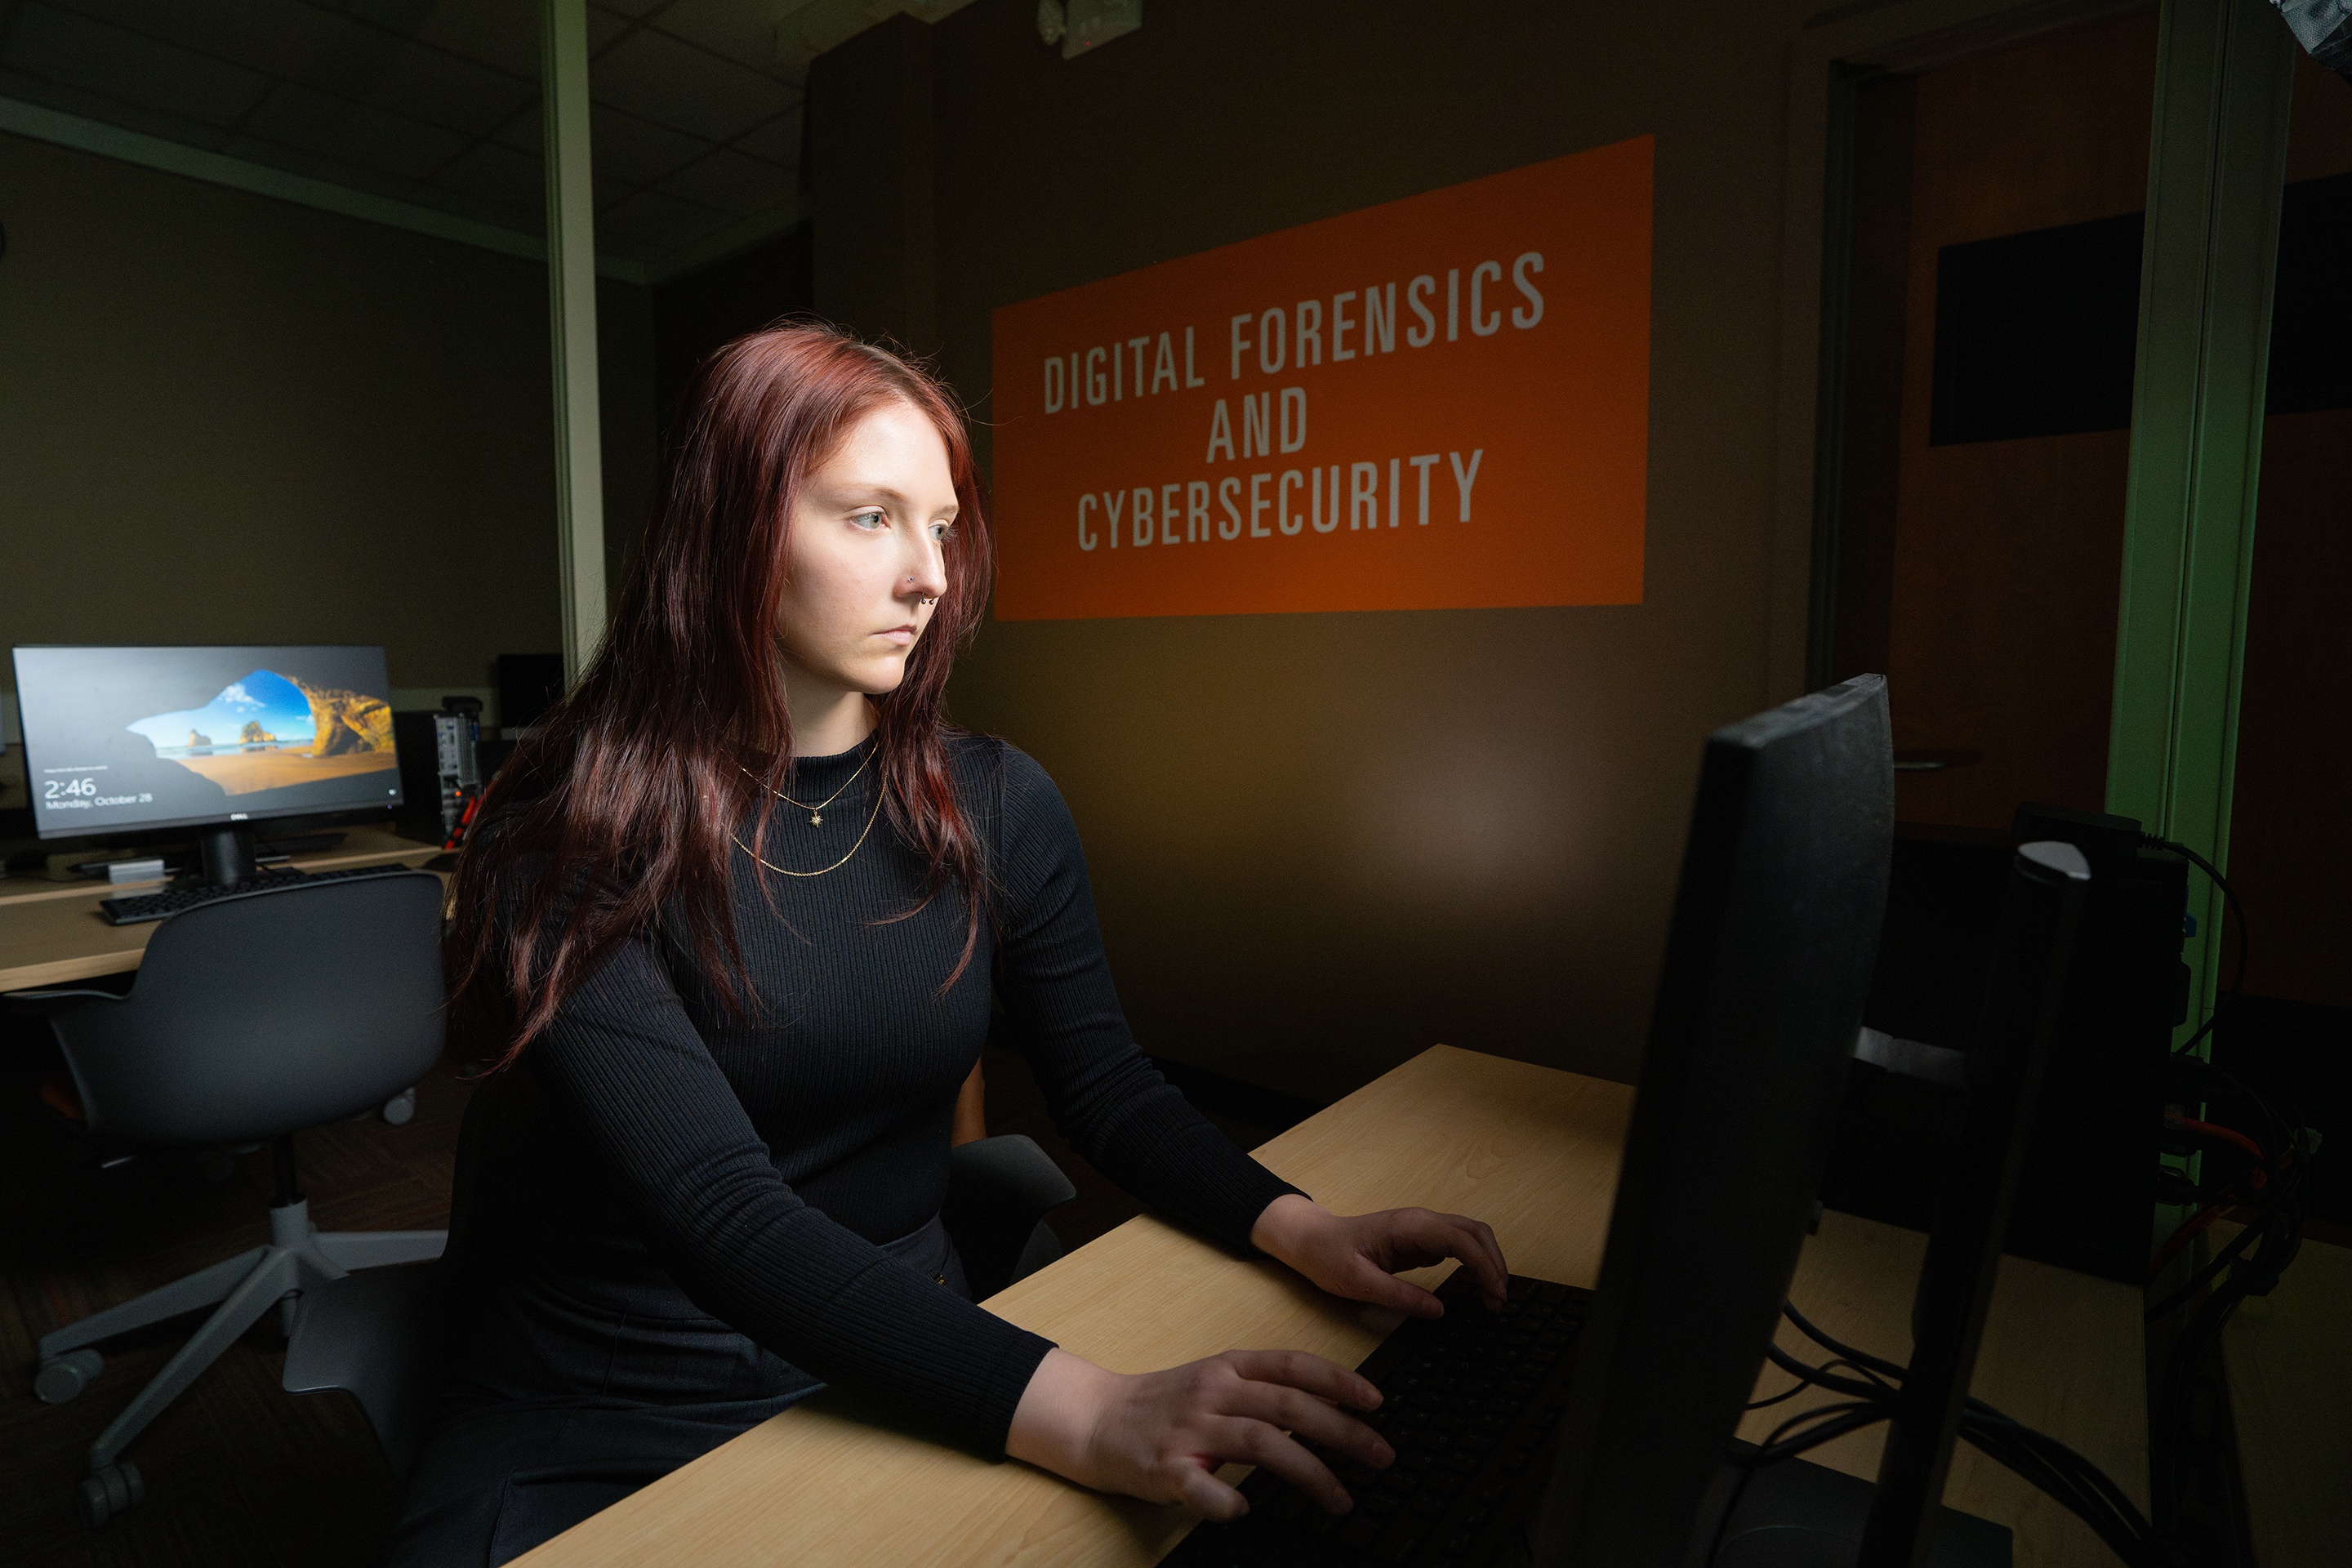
[1037,0,1141,60]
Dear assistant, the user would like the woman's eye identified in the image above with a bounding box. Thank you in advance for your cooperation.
[851,510,887,530]
[931,521,956,542]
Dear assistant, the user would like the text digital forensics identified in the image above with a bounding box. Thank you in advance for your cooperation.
[989,136,1655,621]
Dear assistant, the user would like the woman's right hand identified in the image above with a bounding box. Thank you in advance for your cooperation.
[1005,1346,1392,1521]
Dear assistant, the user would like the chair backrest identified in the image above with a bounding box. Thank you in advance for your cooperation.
[439,1062,546,1295]
[53,873,447,1146]
[943,1134,1079,1299]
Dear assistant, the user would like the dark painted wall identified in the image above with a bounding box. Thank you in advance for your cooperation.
[0,131,657,711]
[809,0,1814,1100]
[584,224,820,592]
[652,223,816,437]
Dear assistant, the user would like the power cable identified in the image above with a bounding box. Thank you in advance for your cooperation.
[2142,832,2247,1059]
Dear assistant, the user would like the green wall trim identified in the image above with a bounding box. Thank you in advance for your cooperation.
[2108,0,2296,1039]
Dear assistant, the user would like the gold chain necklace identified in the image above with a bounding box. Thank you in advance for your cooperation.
[741,751,871,827]
[733,788,884,878]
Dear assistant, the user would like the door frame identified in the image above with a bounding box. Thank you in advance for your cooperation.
[1776,0,2296,1041]
[1770,0,2157,703]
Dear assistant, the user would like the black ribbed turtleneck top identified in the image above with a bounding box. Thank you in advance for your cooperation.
[503,733,1306,1459]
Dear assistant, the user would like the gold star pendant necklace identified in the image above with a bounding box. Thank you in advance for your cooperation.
[733,754,883,878]
[742,751,871,828]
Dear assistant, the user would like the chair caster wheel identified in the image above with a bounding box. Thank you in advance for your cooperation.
[79,1461,143,1526]
[35,1348,103,1404]
[381,1087,416,1125]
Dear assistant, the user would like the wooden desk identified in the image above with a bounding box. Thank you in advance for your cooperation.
[0,825,439,991]
[517,1046,2145,1568]
[2222,1232,2352,1566]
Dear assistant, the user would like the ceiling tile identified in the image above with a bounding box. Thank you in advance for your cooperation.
[237,79,472,181]
[588,100,705,185]
[347,41,539,136]
[587,6,633,52]
[590,25,792,144]
[430,137,546,212]
[52,1,397,91]
[488,100,705,187]
[0,61,234,150]
[598,237,660,264]
[595,185,731,250]
[2,2,272,127]
[217,130,421,202]
[493,102,545,154]
[54,2,545,136]
[731,109,801,168]
[331,1,448,29]
[407,182,546,239]
[657,147,795,217]
[408,0,626,80]
[403,0,537,77]
[640,0,802,77]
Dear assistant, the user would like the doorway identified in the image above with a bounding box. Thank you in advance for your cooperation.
[1820,7,2161,832]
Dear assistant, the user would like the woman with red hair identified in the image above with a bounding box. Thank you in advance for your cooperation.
[392,323,1506,1564]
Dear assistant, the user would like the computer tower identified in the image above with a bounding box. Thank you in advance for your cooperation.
[497,653,566,736]
[1819,807,2189,1284]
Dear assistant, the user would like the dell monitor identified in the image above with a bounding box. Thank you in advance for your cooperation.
[1526,674,1898,1563]
[11,645,404,884]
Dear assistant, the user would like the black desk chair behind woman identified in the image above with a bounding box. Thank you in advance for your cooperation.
[391,323,1511,1566]
[17,872,450,1526]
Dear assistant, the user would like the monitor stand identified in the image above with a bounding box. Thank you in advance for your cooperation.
[188,823,261,888]
[1690,1450,2011,1566]
[1677,843,2087,1568]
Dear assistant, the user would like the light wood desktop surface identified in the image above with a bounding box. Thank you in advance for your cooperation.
[0,824,439,991]
[2221,1231,2352,1567]
[517,1045,2146,1568]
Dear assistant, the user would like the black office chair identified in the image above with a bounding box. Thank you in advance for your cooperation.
[282,1074,1080,1486]
[13,872,449,1526]
[944,1132,1078,1297]
[282,1058,537,1485]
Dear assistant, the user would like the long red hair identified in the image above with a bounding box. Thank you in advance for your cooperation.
[445,323,994,1067]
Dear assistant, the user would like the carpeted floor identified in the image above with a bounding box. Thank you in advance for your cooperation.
[1,1045,463,1567]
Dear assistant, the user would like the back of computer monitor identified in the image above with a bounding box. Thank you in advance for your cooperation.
[1529,675,1894,1566]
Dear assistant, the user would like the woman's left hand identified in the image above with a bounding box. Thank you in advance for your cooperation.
[1249,1194,1509,1318]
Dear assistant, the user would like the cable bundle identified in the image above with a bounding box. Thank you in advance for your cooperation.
[2141,831,2317,1536]
[1705,834,2314,1565]
[2148,1053,2312,1540]
[1716,1302,2173,1565]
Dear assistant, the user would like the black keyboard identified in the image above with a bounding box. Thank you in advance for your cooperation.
[1167,1269,1588,1568]
[98,863,420,925]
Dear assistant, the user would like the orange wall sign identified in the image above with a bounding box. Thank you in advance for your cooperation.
[988,136,1653,621]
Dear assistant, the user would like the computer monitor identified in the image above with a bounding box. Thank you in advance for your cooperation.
[1529,673,1898,1564]
[11,644,404,884]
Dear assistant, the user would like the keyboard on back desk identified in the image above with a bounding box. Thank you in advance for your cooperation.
[98,863,417,925]
[1166,1268,1589,1568]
